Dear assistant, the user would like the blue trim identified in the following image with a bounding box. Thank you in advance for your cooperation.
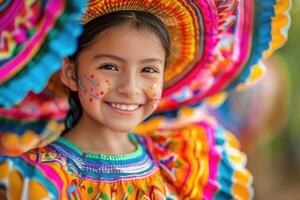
[214,128,235,199]
[227,0,276,90]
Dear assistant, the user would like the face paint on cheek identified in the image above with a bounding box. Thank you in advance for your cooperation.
[105,80,113,93]
[94,80,112,96]
[147,83,162,109]
[78,76,114,103]
[78,75,102,101]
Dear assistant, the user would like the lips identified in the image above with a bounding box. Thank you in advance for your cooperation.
[110,103,139,111]
[105,101,142,113]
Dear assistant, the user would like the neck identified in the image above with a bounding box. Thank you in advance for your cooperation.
[62,112,136,155]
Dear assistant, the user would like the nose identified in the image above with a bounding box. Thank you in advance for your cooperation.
[115,71,141,97]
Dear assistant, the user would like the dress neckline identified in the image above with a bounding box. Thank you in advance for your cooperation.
[48,133,158,182]
[55,132,142,161]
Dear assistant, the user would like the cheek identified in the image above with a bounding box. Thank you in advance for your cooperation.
[78,74,113,103]
[145,82,163,103]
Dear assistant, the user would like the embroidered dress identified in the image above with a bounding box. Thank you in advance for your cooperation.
[0,123,252,200]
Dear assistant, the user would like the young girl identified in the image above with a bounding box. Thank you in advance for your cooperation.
[0,0,291,199]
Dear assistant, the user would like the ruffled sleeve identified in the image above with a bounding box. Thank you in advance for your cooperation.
[140,121,253,199]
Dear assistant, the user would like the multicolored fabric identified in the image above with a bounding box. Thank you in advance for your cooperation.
[0,1,290,199]
[0,0,85,107]
[0,92,67,156]
[0,0,291,110]
[0,126,253,199]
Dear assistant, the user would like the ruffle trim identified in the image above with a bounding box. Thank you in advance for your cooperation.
[263,0,291,57]
[213,126,254,199]
[0,0,85,108]
[228,0,291,90]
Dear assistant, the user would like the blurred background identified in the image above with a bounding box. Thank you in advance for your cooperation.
[232,1,300,199]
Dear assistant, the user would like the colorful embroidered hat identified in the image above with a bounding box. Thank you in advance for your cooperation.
[0,0,292,155]
[0,0,291,110]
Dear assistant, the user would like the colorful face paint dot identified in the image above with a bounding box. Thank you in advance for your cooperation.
[89,98,93,102]
[100,91,104,95]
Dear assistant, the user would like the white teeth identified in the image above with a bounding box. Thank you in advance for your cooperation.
[110,103,139,111]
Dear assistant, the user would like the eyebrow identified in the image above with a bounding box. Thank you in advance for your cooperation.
[93,54,163,64]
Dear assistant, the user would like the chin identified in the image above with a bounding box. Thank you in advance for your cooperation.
[107,122,140,133]
[110,127,136,133]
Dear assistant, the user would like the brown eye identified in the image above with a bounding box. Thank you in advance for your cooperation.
[142,67,158,73]
[99,64,118,71]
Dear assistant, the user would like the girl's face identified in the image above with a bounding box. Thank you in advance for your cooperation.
[74,24,165,132]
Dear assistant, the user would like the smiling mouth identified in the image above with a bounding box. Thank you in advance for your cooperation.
[105,102,142,112]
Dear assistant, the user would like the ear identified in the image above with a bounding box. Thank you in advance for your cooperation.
[60,58,78,92]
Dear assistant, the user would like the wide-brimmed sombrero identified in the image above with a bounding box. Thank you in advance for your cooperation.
[0,0,291,109]
[0,0,291,155]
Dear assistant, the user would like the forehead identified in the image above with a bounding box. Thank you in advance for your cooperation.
[77,24,166,63]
